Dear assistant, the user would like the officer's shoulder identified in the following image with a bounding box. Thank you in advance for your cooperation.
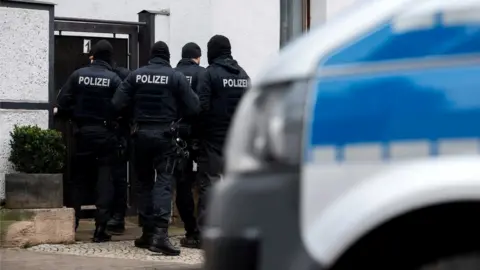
[105,69,121,78]
[204,65,217,76]
[238,65,249,77]
[130,66,147,75]
[76,66,90,73]
[205,65,216,72]
[173,67,185,75]
[172,69,187,77]
[70,67,88,78]
[118,67,130,73]
[236,65,247,74]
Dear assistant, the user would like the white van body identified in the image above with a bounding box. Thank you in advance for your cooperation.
[204,1,480,269]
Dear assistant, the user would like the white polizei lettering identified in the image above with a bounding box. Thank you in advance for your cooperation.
[223,78,248,88]
[161,76,168,84]
[186,76,193,86]
[78,76,110,87]
[136,75,169,84]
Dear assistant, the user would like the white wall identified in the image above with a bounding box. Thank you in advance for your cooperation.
[53,0,280,77]
[210,0,280,78]
[53,0,169,21]
[0,6,51,200]
[0,7,49,102]
[154,14,171,49]
[310,0,360,27]
[311,0,327,27]
[326,0,359,20]
[168,0,213,68]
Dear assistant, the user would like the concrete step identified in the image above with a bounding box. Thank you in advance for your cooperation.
[0,208,75,248]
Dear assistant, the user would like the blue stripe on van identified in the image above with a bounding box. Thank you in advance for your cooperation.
[308,63,480,148]
[321,20,480,66]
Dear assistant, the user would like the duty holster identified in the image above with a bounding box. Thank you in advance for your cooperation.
[111,118,130,161]
[164,119,190,175]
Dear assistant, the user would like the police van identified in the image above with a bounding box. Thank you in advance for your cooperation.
[202,0,480,269]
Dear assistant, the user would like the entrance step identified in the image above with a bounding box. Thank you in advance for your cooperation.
[1,208,75,248]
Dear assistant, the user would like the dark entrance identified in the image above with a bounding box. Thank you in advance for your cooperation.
[54,36,128,93]
[54,36,129,209]
[53,14,158,219]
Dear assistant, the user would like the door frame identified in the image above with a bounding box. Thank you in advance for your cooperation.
[54,35,130,213]
[303,0,311,31]
[54,17,147,70]
[53,14,157,217]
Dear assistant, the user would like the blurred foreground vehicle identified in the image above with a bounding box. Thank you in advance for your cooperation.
[203,0,480,269]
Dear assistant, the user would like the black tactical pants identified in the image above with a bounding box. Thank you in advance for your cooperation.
[197,141,223,230]
[133,126,175,229]
[175,154,198,236]
[110,136,128,220]
[72,125,120,227]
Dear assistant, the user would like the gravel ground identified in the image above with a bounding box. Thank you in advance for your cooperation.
[26,236,204,266]
[0,249,201,270]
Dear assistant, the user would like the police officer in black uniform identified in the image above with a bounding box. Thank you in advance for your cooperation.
[88,50,131,235]
[109,61,131,235]
[174,42,206,248]
[112,41,200,256]
[113,64,130,80]
[196,35,250,236]
[56,40,122,242]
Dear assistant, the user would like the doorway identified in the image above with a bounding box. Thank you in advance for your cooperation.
[54,36,129,208]
[54,36,128,92]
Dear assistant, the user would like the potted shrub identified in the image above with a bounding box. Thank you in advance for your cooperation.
[5,125,66,209]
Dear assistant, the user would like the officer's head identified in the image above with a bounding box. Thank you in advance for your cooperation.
[181,42,202,64]
[207,35,231,65]
[151,41,170,63]
[91,40,113,64]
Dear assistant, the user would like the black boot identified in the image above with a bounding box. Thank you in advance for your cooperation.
[75,218,79,232]
[134,226,153,249]
[149,227,181,256]
[180,231,201,249]
[92,225,112,243]
[106,214,125,235]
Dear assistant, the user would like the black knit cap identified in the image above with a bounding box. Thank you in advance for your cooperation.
[182,42,202,59]
[91,40,113,64]
[151,41,170,62]
[207,35,231,64]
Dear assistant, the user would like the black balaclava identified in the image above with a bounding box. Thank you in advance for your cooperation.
[181,42,202,59]
[207,35,232,64]
[92,40,113,64]
[150,41,170,63]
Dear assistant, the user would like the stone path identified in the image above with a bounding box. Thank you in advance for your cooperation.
[26,236,204,266]
[0,249,201,270]
[1,216,203,269]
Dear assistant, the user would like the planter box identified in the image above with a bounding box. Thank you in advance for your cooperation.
[5,173,63,209]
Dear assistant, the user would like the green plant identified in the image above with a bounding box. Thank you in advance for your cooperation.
[8,125,66,174]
